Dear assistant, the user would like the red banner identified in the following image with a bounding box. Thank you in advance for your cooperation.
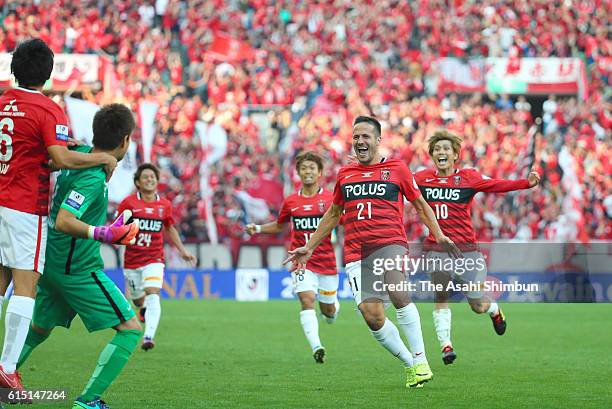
[205,33,256,62]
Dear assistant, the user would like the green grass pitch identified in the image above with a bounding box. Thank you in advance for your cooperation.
[11,301,612,408]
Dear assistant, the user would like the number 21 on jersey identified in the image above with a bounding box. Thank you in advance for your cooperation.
[356,201,372,220]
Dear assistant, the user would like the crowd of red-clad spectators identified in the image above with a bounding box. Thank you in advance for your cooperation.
[1,0,609,244]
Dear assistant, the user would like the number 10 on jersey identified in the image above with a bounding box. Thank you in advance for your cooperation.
[434,203,448,220]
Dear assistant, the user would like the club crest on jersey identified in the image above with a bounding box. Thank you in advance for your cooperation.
[158,207,164,218]
[453,176,462,186]
[380,170,391,181]
[318,200,325,213]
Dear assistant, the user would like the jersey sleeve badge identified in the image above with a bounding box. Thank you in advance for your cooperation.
[66,190,85,210]
[56,125,69,141]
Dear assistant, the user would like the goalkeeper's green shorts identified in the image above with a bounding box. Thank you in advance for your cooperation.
[32,269,135,332]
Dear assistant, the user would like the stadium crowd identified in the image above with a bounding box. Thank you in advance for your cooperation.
[1,0,609,245]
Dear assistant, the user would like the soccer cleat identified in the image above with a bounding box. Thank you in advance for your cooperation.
[141,336,155,351]
[414,362,433,385]
[442,345,457,365]
[491,308,507,335]
[405,366,422,388]
[138,307,146,323]
[0,365,31,403]
[73,396,110,409]
[313,347,325,363]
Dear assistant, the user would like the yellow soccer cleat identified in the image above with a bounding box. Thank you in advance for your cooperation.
[414,362,433,385]
[405,366,422,388]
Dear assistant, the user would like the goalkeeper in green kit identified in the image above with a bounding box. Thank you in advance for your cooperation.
[14,104,140,409]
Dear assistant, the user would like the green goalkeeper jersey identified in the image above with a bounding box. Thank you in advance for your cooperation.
[45,145,109,275]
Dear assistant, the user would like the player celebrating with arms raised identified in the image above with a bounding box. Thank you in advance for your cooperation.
[287,116,458,388]
[118,163,197,351]
[16,104,140,409]
[414,130,540,365]
[246,151,339,363]
[0,39,117,392]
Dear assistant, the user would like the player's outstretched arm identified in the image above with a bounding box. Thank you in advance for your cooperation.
[411,196,462,258]
[284,203,343,269]
[55,208,139,245]
[474,170,540,193]
[165,225,197,266]
[48,145,118,177]
[245,221,287,235]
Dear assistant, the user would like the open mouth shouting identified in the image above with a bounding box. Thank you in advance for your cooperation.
[356,145,369,160]
[435,155,449,167]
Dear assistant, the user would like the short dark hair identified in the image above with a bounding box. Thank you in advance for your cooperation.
[353,115,381,136]
[134,163,160,186]
[11,39,54,87]
[92,104,135,150]
[295,151,324,172]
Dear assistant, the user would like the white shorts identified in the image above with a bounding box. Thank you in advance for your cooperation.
[424,251,488,299]
[124,262,165,300]
[346,244,409,305]
[291,269,339,304]
[0,206,47,273]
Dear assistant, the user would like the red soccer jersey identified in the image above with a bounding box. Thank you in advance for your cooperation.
[0,87,69,215]
[333,158,421,264]
[414,167,530,248]
[278,188,337,275]
[118,192,175,269]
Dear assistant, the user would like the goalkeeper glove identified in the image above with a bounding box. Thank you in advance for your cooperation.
[88,209,139,245]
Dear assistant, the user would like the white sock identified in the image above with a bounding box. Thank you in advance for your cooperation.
[370,318,413,367]
[396,303,427,364]
[432,308,452,348]
[1,296,34,373]
[324,299,340,324]
[299,309,322,351]
[486,302,499,316]
[143,294,161,339]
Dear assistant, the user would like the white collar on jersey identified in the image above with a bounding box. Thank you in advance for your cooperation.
[15,86,42,94]
[298,187,323,197]
[137,191,160,201]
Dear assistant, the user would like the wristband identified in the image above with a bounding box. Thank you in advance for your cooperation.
[87,225,96,240]
[255,225,261,233]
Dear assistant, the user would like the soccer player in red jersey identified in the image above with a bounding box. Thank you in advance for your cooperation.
[118,164,197,351]
[246,151,339,363]
[414,130,540,365]
[0,39,117,391]
[287,116,457,388]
